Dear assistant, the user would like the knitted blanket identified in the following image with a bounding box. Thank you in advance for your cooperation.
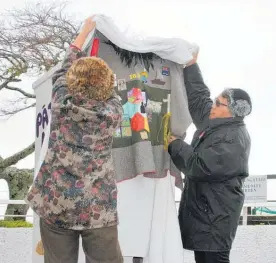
[81,15,197,188]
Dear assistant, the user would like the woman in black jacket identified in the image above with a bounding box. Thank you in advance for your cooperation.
[168,54,252,263]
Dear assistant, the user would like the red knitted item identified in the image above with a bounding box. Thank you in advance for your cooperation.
[90,38,100,57]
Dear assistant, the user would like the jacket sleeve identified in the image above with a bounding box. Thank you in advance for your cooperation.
[52,46,86,102]
[184,63,213,128]
[168,137,245,182]
[108,92,123,129]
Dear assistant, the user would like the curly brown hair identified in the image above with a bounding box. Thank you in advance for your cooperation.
[66,57,114,101]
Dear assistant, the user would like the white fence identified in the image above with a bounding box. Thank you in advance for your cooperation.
[1,175,275,224]
[0,200,34,222]
[1,199,276,225]
[1,175,275,223]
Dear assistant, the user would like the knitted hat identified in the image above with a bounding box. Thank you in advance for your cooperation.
[221,88,252,117]
[66,57,114,101]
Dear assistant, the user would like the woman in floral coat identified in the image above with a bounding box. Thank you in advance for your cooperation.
[26,17,123,263]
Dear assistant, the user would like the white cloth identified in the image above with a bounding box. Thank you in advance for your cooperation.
[117,176,155,257]
[117,174,185,263]
[83,14,199,65]
[143,174,184,263]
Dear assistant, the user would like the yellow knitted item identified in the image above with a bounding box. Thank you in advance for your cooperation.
[163,112,171,150]
[157,112,171,150]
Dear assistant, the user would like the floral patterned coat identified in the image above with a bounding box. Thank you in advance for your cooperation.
[26,46,123,230]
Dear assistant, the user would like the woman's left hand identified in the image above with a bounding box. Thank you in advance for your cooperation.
[168,135,177,144]
[82,16,96,35]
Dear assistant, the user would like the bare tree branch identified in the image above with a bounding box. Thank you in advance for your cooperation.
[5,86,36,98]
[0,1,80,168]
[0,102,36,117]
[0,77,21,91]
[0,142,35,170]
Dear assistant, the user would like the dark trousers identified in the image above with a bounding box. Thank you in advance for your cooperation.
[133,257,143,263]
[194,251,230,263]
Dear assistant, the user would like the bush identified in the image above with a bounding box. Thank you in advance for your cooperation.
[0,220,33,228]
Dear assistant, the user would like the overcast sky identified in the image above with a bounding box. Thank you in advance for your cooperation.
[0,0,275,199]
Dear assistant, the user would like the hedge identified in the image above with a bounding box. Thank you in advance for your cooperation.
[0,220,33,228]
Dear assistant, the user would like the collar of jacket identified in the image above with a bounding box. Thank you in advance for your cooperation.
[208,116,244,129]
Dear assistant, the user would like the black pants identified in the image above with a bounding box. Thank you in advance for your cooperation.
[133,257,143,263]
[194,251,230,263]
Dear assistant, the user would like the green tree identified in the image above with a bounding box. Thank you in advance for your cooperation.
[0,162,33,221]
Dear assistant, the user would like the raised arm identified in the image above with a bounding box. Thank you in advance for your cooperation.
[52,17,96,101]
[184,57,213,129]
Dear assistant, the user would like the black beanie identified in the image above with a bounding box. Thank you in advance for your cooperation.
[231,89,252,110]
[222,88,252,117]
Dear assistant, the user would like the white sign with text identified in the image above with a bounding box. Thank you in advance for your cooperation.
[243,175,267,204]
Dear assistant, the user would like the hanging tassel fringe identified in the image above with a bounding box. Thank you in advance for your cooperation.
[36,240,44,255]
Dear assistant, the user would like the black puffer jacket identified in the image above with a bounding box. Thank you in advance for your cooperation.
[168,64,251,252]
